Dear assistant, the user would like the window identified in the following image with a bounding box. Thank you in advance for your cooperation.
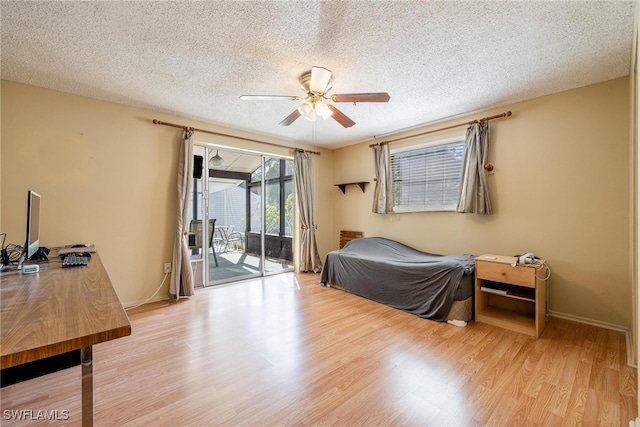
[248,158,294,236]
[391,136,466,212]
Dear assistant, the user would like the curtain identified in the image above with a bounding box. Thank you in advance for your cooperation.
[372,143,393,214]
[169,129,195,298]
[294,150,323,273]
[456,121,492,214]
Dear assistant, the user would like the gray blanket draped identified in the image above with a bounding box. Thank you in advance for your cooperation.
[320,237,475,321]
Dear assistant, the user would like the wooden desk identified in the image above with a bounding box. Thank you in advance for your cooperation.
[0,251,131,426]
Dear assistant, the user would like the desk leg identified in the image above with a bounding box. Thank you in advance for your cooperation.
[81,347,93,427]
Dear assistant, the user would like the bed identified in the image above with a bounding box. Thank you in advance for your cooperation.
[319,237,475,322]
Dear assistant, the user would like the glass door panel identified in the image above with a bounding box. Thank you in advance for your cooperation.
[206,148,261,286]
[263,156,294,275]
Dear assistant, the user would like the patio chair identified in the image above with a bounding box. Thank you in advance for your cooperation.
[208,219,221,267]
[225,225,245,252]
[189,219,219,267]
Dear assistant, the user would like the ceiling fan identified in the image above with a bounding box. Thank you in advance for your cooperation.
[240,66,390,128]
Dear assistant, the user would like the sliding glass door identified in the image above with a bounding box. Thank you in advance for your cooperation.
[247,156,295,276]
[188,146,294,287]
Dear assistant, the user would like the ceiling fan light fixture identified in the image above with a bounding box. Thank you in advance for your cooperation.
[315,101,333,120]
[209,150,225,168]
[298,101,317,122]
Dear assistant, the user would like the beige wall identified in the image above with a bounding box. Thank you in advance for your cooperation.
[332,77,632,328]
[1,80,333,306]
[1,77,632,328]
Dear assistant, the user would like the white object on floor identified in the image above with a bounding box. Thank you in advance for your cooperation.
[447,319,467,327]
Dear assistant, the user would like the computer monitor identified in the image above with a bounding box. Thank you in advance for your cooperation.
[17,190,41,270]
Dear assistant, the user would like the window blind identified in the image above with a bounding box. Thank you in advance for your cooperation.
[391,140,466,212]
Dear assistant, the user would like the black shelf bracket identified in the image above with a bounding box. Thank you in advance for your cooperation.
[335,182,369,194]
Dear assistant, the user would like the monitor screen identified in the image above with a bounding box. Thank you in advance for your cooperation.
[25,190,41,260]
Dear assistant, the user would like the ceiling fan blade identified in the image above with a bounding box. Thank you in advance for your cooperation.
[240,95,300,101]
[331,92,391,103]
[327,105,355,128]
[310,66,333,93]
[279,109,301,127]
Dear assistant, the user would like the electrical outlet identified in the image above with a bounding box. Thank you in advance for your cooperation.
[163,263,172,274]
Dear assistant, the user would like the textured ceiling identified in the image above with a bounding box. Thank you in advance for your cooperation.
[1,1,634,149]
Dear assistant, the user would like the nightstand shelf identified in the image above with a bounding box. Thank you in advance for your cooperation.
[480,282,535,302]
[475,254,548,338]
[477,306,536,335]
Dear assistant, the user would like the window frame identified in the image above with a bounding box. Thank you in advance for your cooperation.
[390,135,466,213]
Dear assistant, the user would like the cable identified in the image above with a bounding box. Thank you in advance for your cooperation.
[534,260,551,281]
[0,234,23,268]
[533,260,552,322]
[0,234,8,265]
[125,272,170,311]
[4,243,23,264]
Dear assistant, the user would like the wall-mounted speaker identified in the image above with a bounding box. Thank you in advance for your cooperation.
[193,155,203,179]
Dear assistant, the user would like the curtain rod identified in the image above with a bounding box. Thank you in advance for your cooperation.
[152,119,321,155]
[369,111,512,147]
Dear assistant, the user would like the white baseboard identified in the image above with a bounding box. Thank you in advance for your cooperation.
[548,310,629,332]
[626,331,637,368]
[123,293,170,310]
[548,310,636,368]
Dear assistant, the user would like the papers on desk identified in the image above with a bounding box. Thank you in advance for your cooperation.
[58,245,96,255]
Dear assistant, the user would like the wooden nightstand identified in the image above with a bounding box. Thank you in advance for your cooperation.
[474,254,548,338]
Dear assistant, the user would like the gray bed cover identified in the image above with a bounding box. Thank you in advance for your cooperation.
[319,237,475,321]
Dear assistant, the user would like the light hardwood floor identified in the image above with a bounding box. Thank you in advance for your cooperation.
[1,273,637,426]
